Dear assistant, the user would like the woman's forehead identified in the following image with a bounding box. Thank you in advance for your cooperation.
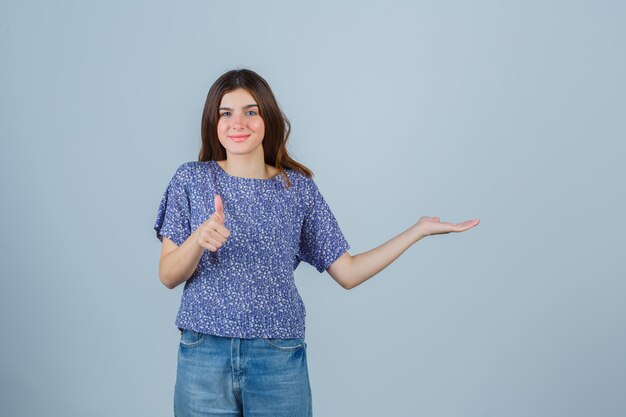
[220,88,257,107]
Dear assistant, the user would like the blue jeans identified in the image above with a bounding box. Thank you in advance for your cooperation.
[174,329,313,417]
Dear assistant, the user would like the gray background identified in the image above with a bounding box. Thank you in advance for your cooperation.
[1,1,624,416]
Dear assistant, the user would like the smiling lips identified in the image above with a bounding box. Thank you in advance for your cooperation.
[229,134,250,143]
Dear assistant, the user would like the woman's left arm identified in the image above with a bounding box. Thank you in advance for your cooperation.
[326,216,480,290]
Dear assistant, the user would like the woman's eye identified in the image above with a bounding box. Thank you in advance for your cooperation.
[220,112,231,117]
[246,110,257,116]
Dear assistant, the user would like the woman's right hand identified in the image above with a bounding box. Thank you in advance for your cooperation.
[196,194,231,252]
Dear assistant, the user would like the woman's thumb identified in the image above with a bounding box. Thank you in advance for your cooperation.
[214,194,224,222]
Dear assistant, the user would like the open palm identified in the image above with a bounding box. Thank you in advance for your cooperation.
[416,216,480,237]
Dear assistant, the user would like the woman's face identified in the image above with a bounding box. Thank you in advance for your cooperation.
[217,88,266,159]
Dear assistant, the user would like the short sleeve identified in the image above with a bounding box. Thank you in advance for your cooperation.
[298,180,350,273]
[154,165,191,246]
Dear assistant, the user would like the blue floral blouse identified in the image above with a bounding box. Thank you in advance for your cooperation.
[154,160,350,338]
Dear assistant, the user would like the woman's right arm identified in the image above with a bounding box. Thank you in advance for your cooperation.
[159,194,230,289]
[159,232,205,289]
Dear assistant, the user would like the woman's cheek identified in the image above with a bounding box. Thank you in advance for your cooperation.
[249,117,265,132]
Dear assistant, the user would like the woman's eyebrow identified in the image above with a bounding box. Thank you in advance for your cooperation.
[219,104,259,110]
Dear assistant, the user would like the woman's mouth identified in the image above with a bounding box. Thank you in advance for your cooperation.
[229,135,249,143]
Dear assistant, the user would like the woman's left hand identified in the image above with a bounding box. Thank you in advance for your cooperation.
[413,216,480,237]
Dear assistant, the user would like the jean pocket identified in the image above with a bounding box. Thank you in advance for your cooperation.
[263,337,306,351]
[179,329,207,348]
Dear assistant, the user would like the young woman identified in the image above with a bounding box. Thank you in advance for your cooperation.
[154,69,479,417]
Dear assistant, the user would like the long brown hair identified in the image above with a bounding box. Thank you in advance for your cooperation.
[199,69,313,188]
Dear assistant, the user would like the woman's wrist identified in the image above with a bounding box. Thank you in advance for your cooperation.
[409,222,428,242]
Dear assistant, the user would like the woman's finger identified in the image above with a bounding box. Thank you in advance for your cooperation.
[453,219,479,232]
[199,240,217,252]
[204,229,226,246]
[198,226,226,249]
[214,194,225,223]
[206,225,228,243]
[213,223,231,238]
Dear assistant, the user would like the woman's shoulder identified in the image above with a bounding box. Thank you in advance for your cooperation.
[168,161,212,186]
[173,160,215,175]
[175,160,208,172]
[282,167,315,189]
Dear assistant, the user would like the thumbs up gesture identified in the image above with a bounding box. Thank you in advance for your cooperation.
[196,194,231,252]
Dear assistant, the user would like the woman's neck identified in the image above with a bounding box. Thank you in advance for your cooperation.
[217,154,277,179]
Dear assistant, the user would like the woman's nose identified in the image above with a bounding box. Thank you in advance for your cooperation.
[232,113,246,128]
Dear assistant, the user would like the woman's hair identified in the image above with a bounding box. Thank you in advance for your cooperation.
[199,68,313,188]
